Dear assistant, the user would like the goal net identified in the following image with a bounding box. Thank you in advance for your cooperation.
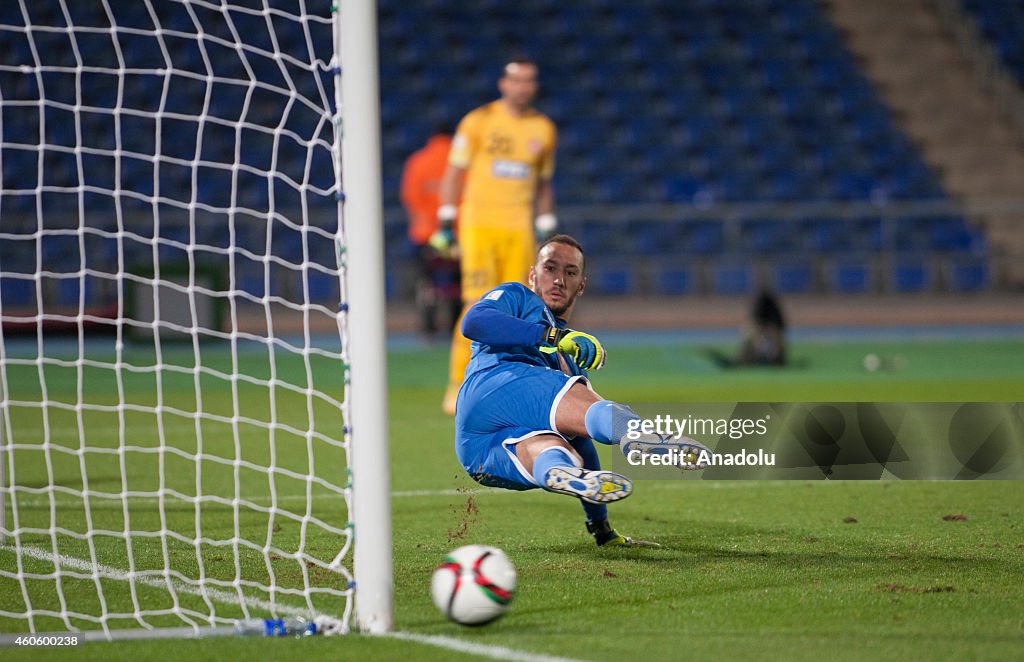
[0,0,391,640]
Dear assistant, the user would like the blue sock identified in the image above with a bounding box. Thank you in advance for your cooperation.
[584,400,640,445]
[531,446,580,488]
[571,438,608,523]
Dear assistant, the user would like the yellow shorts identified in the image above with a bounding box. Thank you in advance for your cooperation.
[457,208,536,302]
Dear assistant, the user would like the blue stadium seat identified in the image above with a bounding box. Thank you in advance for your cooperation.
[947,257,990,292]
[40,235,81,265]
[663,175,705,203]
[83,234,119,268]
[830,258,873,294]
[893,216,930,252]
[928,216,984,253]
[712,262,753,296]
[232,172,269,211]
[889,256,932,293]
[193,167,234,208]
[773,261,814,294]
[961,0,1024,86]
[801,219,851,253]
[654,265,695,295]
[578,221,618,257]
[2,147,38,194]
[588,264,635,296]
[854,217,885,252]
[238,272,266,299]
[742,218,793,254]
[384,272,397,301]
[0,234,35,273]
[0,277,35,308]
[684,221,726,254]
[268,225,304,264]
[630,220,679,255]
[592,173,639,204]
[832,172,877,200]
[55,276,103,306]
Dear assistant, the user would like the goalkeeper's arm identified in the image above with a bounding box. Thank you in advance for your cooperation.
[462,304,605,370]
[461,303,549,347]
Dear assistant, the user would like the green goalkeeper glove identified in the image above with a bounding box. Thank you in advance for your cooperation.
[542,327,606,371]
[429,204,457,252]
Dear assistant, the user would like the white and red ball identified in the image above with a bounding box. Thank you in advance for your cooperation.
[430,544,517,626]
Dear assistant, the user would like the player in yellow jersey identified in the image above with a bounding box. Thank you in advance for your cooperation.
[431,57,559,415]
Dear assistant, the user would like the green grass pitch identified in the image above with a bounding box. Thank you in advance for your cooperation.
[2,336,1023,661]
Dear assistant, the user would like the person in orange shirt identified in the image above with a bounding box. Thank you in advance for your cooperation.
[431,57,559,415]
[400,123,461,339]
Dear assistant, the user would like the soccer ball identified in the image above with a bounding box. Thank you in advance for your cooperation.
[430,544,516,626]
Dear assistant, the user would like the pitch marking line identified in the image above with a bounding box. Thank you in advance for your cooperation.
[0,543,316,620]
[2,545,589,661]
[4,482,805,508]
[387,631,589,662]
[3,488,495,507]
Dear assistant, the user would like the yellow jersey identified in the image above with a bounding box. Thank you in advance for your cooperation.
[449,100,556,223]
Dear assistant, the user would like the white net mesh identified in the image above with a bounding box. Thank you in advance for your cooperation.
[0,0,354,637]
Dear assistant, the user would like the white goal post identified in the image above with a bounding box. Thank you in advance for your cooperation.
[340,0,394,636]
[0,0,392,640]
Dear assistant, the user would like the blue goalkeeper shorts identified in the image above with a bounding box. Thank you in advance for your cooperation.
[455,362,586,491]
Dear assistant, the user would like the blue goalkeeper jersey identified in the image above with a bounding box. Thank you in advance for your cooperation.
[462,282,585,379]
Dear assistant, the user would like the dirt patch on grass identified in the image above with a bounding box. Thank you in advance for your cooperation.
[879,583,956,594]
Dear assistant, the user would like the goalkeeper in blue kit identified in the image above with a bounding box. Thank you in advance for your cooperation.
[454,234,710,547]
